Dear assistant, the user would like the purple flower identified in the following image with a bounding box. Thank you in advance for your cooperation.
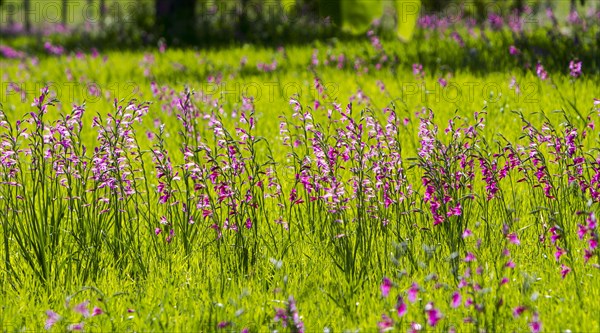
[554,246,566,262]
[425,302,442,327]
[507,233,520,245]
[513,305,526,318]
[408,283,419,303]
[217,321,230,329]
[409,322,422,333]
[412,63,423,78]
[92,307,103,316]
[73,300,89,318]
[569,60,582,78]
[377,314,394,332]
[536,63,548,80]
[464,252,476,262]
[451,291,461,308]
[396,296,407,317]
[509,45,520,56]
[447,203,462,217]
[560,264,571,279]
[529,312,542,333]
[45,310,60,330]
[381,277,392,297]
[462,229,473,238]
[438,78,447,87]
[67,323,84,331]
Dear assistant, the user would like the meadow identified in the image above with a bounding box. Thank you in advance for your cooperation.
[1,4,600,332]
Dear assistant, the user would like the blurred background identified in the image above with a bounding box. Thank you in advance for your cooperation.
[1,0,598,48]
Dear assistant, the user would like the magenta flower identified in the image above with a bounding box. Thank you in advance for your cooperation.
[217,321,230,329]
[560,264,571,279]
[438,78,447,87]
[507,233,520,245]
[67,323,84,331]
[464,252,476,262]
[73,300,90,318]
[447,203,462,217]
[425,302,442,327]
[577,224,588,239]
[408,283,419,303]
[569,60,582,78]
[554,246,566,262]
[381,277,393,297]
[462,229,473,238]
[590,238,598,250]
[536,63,548,80]
[509,45,520,56]
[513,305,526,318]
[529,312,542,333]
[409,322,422,333]
[377,314,394,332]
[45,310,60,330]
[396,296,407,317]
[451,291,461,308]
[412,63,424,78]
[92,307,103,316]
[505,260,516,269]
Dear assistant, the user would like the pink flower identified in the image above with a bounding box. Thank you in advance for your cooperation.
[381,277,392,297]
[577,224,587,239]
[590,238,598,250]
[408,283,419,303]
[73,300,89,318]
[425,302,442,327]
[554,246,566,262]
[377,314,394,332]
[447,203,462,217]
[412,63,423,77]
[462,229,473,238]
[536,63,548,80]
[92,307,103,316]
[507,233,520,245]
[513,305,526,318]
[505,260,516,269]
[438,78,447,87]
[409,322,422,333]
[451,291,461,308]
[45,310,60,330]
[560,264,571,279]
[529,312,542,333]
[569,60,582,78]
[396,296,407,317]
[67,323,84,331]
[509,45,520,55]
[464,252,476,262]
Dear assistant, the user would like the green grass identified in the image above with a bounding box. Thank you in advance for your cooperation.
[1,22,600,333]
